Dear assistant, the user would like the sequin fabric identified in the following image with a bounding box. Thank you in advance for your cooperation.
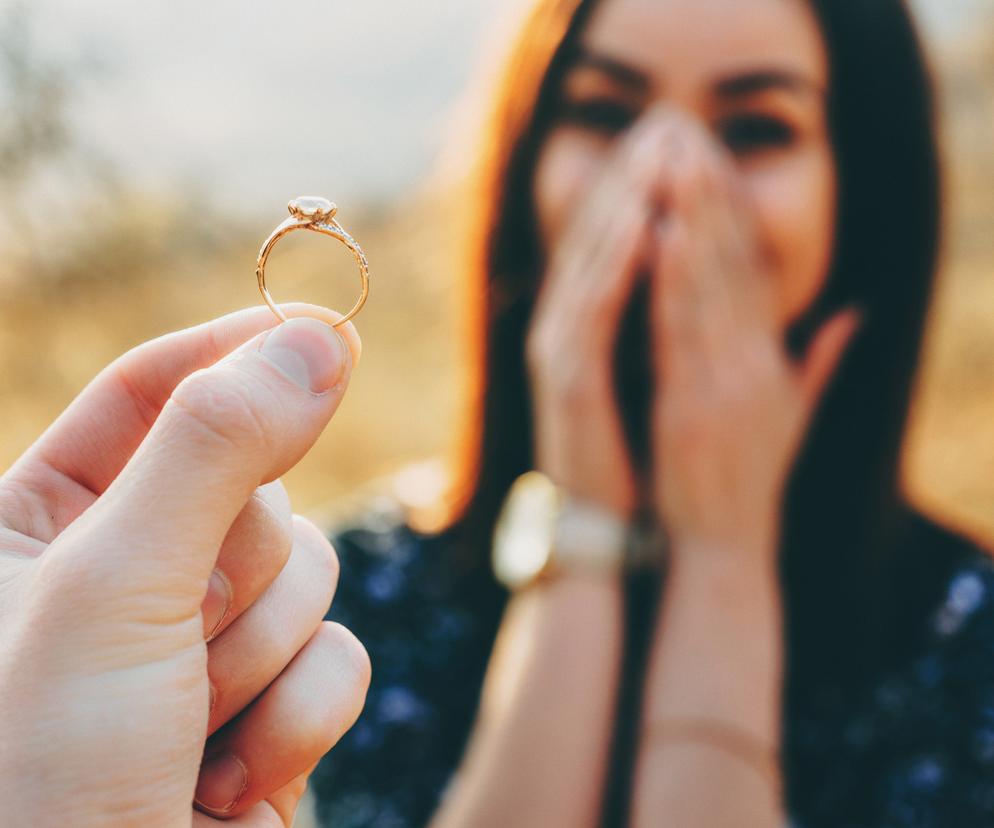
[311,504,994,828]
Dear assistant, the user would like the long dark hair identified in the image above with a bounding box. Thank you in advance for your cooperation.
[435,0,981,816]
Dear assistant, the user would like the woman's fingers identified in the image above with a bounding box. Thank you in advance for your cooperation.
[651,112,777,394]
[0,303,360,544]
[527,108,674,414]
[652,128,714,387]
[203,480,294,642]
[669,113,776,336]
[533,108,671,346]
[526,108,683,517]
[206,516,339,735]
[195,621,370,819]
[796,306,864,416]
[653,215,700,391]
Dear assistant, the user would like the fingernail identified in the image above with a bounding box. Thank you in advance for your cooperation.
[195,752,248,815]
[259,317,348,394]
[203,569,232,642]
[208,683,217,712]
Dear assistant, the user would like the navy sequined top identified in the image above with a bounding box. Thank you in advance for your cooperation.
[310,500,994,828]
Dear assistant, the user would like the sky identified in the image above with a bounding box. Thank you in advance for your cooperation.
[19,0,989,216]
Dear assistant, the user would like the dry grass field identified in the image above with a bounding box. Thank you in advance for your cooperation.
[1,22,992,547]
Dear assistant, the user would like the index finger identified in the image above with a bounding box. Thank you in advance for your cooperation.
[1,303,360,542]
[50,313,357,601]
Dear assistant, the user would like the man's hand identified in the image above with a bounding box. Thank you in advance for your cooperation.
[0,304,370,827]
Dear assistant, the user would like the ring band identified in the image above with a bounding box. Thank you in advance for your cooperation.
[256,196,370,327]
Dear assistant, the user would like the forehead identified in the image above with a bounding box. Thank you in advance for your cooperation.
[580,0,828,91]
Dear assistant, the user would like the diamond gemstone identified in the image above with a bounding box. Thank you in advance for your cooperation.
[288,196,337,222]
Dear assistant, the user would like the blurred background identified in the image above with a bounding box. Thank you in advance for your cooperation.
[1,0,992,546]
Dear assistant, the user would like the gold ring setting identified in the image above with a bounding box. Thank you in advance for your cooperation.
[256,196,370,327]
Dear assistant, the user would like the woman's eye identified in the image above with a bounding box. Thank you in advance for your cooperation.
[719,115,796,154]
[556,98,637,135]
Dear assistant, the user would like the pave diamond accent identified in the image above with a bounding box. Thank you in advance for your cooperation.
[288,196,337,223]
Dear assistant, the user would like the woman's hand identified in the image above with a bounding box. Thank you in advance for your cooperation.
[631,113,861,828]
[526,108,675,517]
[433,112,686,828]
[0,305,371,827]
[649,113,862,564]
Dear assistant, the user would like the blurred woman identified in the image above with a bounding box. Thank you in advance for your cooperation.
[312,0,994,826]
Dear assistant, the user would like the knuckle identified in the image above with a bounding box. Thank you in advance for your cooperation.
[245,502,294,574]
[322,621,373,696]
[255,479,292,523]
[524,342,542,377]
[325,538,341,587]
[525,325,554,374]
[292,515,340,597]
[246,485,294,564]
[168,367,278,455]
[297,622,371,751]
[110,359,162,433]
[547,365,592,405]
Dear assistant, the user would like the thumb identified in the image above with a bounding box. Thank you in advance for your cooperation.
[797,305,864,416]
[50,317,353,605]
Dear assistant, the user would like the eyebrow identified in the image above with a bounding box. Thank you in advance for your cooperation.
[714,69,825,99]
[570,48,825,99]
[570,49,651,92]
